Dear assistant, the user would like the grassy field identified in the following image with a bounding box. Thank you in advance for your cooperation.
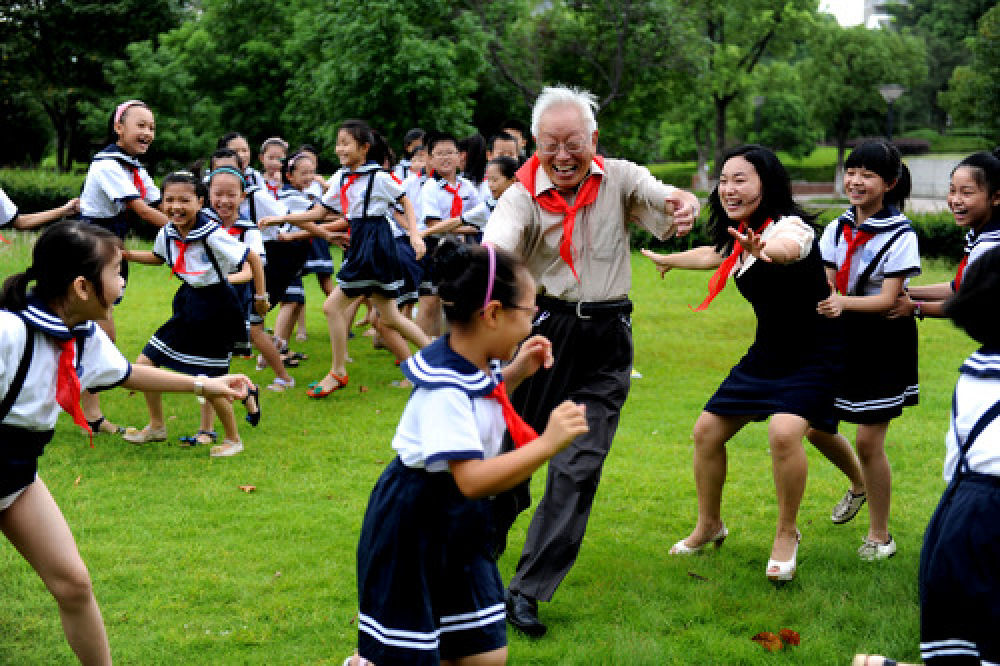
[0,228,974,665]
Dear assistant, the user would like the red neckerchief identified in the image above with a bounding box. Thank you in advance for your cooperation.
[0,233,9,244]
[56,339,94,446]
[265,182,280,199]
[442,182,463,217]
[390,173,402,185]
[488,381,538,448]
[130,166,147,199]
[172,238,207,277]
[954,255,969,291]
[692,219,772,312]
[515,153,605,282]
[835,225,875,295]
[340,173,360,216]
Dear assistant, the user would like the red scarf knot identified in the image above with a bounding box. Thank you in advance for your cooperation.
[954,255,969,291]
[488,380,538,449]
[835,225,875,295]
[130,166,147,200]
[339,173,360,216]
[692,219,772,311]
[443,183,463,218]
[172,239,207,277]
[55,339,93,446]
[515,153,605,282]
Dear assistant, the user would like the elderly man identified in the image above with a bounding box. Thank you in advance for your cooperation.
[483,85,699,636]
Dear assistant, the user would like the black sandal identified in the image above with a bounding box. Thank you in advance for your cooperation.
[87,416,126,436]
[178,430,217,447]
[242,384,262,427]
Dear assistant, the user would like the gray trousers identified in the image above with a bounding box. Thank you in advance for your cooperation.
[505,303,632,602]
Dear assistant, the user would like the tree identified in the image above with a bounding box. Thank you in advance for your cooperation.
[938,4,1000,142]
[804,18,927,192]
[0,0,180,170]
[884,0,994,129]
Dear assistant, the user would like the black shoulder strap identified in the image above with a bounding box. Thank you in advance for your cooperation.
[0,322,35,423]
[248,190,258,225]
[952,390,1000,476]
[362,170,378,218]
[851,227,909,297]
[201,239,230,286]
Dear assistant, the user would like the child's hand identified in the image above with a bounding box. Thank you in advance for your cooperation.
[203,374,254,401]
[258,216,280,228]
[541,401,588,452]
[640,248,673,277]
[253,295,270,317]
[410,235,426,260]
[886,292,914,319]
[816,281,844,318]
[511,335,553,376]
[63,198,81,215]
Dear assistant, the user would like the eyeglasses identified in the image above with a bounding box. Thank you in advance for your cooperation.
[432,150,458,158]
[505,303,538,314]
[537,137,588,156]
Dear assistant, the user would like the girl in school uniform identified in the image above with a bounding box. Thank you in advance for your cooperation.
[122,171,265,457]
[808,141,921,560]
[215,132,288,229]
[641,145,859,582]
[392,127,426,182]
[0,222,251,665]
[853,246,1000,666]
[416,132,483,337]
[890,148,1000,320]
[258,137,288,199]
[348,239,588,666]
[266,120,429,397]
[78,99,170,435]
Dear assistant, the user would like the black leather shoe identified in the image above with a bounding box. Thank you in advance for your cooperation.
[505,589,547,638]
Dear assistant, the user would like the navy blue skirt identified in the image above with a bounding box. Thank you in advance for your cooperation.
[143,283,243,376]
[0,425,53,498]
[337,216,404,299]
[281,276,305,305]
[357,457,506,664]
[394,236,422,305]
[301,237,334,276]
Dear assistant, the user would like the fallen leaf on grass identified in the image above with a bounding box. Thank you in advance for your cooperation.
[687,571,709,582]
[273,571,281,578]
[779,628,801,646]
[238,485,256,493]
[359,385,370,393]
[74,475,82,486]
[375,459,385,464]
[751,631,784,652]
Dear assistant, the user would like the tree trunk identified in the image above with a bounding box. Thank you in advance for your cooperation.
[693,122,712,191]
[713,95,729,178]
[834,131,848,196]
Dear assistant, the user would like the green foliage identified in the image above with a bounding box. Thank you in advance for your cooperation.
[938,4,1000,142]
[749,92,823,159]
[0,169,85,213]
[900,129,994,153]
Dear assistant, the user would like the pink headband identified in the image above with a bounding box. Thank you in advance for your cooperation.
[482,243,496,310]
[114,99,144,124]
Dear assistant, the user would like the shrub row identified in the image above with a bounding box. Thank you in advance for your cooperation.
[0,168,86,213]
[633,209,964,262]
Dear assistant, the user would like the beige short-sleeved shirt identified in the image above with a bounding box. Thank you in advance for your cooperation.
[483,158,677,302]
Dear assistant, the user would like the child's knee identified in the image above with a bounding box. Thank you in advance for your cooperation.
[48,560,95,610]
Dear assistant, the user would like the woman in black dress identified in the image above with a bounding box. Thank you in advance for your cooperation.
[642,145,861,582]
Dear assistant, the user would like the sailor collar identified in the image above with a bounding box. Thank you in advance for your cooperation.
[202,207,254,231]
[837,205,909,234]
[17,297,95,341]
[163,211,219,242]
[92,143,143,170]
[963,218,1000,252]
[402,336,496,397]
[959,346,1000,380]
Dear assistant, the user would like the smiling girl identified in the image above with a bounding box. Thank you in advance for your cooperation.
[122,171,264,456]
[806,141,921,561]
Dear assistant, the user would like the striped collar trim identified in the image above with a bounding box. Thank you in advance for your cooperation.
[92,143,143,169]
[960,347,1000,378]
[17,298,95,341]
[345,162,382,177]
[202,207,254,230]
[402,336,496,396]
[164,212,218,242]
[963,219,1000,252]
[837,206,910,234]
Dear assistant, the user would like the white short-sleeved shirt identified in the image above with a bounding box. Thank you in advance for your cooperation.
[392,159,415,182]
[305,181,325,199]
[0,188,18,228]
[419,176,481,227]
[321,163,404,219]
[80,145,160,219]
[944,349,1000,480]
[735,216,815,277]
[152,215,249,288]
[461,196,498,230]
[477,179,491,203]
[400,174,427,228]
[393,337,505,473]
[242,186,287,228]
[819,207,921,296]
[0,306,130,432]
[202,208,266,266]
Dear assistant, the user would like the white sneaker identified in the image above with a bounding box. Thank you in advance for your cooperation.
[210,439,244,457]
[858,535,896,560]
[831,489,867,524]
[630,368,643,379]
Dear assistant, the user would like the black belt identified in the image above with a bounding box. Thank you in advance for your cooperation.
[536,295,632,320]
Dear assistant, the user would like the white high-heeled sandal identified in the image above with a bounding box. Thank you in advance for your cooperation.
[765,530,802,582]
[669,524,728,555]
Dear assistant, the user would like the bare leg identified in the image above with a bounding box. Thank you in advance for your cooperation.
[1,479,112,666]
[209,395,241,444]
[678,411,751,547]
[373,313,413,363]
[81,316,117,428]
[807,428,865,494]
[855,422,891,543]
[311,288,353,393]
[768,413,810,561]
[274,303,301,349]
[415,294,441,338]
[295,305,307,340]
[370,294,431,349]
[250,325,292,382]
[133,355,164,428]
[318,274,334,296]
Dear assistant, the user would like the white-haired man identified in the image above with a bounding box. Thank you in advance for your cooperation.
[483,85,699,636]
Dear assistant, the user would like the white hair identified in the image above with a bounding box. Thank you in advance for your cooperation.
[530,86,599,138]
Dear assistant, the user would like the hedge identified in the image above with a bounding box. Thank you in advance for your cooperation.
[0,168,86,213]
[633,208,964,262]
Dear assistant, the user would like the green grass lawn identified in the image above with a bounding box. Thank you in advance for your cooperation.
[0,229,974,665]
